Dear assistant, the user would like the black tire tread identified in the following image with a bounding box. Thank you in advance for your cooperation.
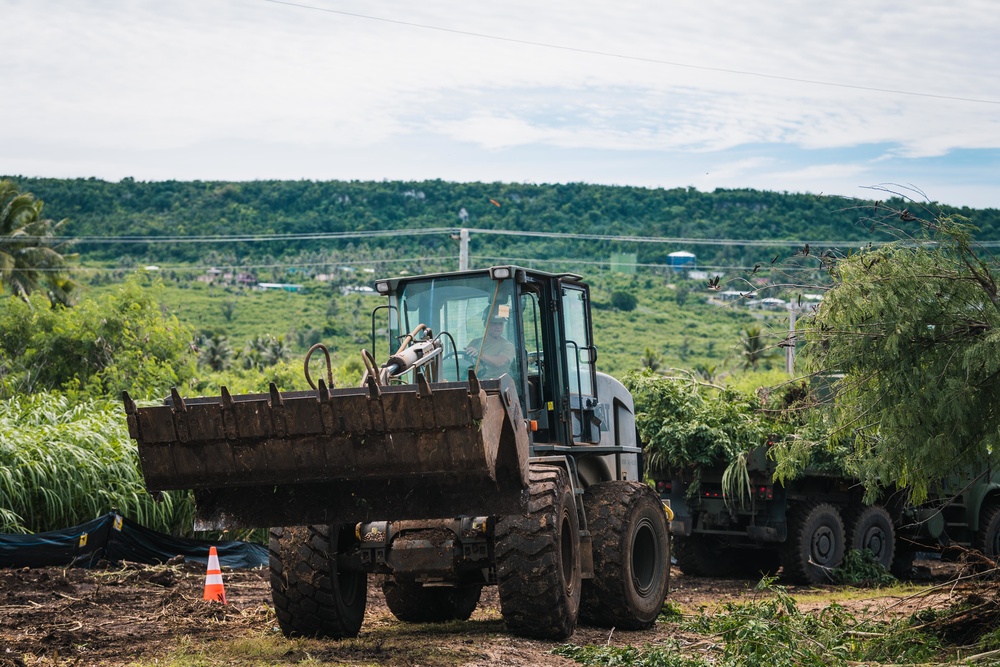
[579,481,670,630]
[845,505,896,570]
[269,525,367,638]
[779,502,845,584]
[975,502,1000,560]
[495,464,581,640]
[672,534,737,577]
[382,580,482,623]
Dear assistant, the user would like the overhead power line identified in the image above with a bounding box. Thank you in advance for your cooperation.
[261,0,1000,106]
[25,227,904,249]
[48,228,452,244]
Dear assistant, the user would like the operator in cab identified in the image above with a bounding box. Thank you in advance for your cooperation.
[465,304,516,379]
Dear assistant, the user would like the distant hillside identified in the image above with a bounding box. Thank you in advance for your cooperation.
[7,177,999,270]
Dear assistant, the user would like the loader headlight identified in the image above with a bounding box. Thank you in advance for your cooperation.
[490,267,510,280]
[375,281,390,294]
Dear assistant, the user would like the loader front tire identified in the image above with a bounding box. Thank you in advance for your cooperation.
[580,481,671,629]
[383,580,482,622]
[496,464,582,640]
[269,525,367,638]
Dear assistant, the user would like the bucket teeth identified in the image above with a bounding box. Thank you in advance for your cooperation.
[416,371,432,398]
[269,383,283,407]
[317,378,331,402]
[366,375,382,399]
[170,387,187,413]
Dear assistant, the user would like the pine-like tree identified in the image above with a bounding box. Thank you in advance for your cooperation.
[806,213,1000,501]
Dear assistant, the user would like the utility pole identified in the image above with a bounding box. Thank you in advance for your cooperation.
[458,228,469,271]
[786,304,796,374]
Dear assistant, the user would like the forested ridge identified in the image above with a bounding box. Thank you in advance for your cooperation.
[8,176,998,267]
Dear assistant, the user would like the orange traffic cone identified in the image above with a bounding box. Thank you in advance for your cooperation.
[203,546,227,604]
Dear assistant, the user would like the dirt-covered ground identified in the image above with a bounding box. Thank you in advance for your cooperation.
[0,559,969,666]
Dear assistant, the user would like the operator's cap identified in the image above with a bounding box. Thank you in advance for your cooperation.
[483,304,511,322]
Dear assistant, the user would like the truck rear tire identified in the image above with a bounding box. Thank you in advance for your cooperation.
[975,502,1000,560]
[269,525,368,638]
[495,464,582,639]
[580,481,671,629]
[382,580,482,622]
[734,549,782,578]
[672,535,737,577]
[780,503,845,584]
[847,505,895,570]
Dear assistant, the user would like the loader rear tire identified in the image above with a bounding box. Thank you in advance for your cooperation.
[496,464,582,640]
[382,580,482,622]
[269,525,367,638]
[580,481,670,629]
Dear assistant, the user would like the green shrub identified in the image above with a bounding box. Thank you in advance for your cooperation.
[0,393,193,534]
[610,290,638,311]
[0,277,194,400]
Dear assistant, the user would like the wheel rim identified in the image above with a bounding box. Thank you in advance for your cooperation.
[862,526,888,559]
[631,518,659,596]
[338,569,361,606]
[560,509,576,594]
[811,525,835,564]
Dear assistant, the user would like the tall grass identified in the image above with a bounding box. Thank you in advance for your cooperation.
[0,393,193,535]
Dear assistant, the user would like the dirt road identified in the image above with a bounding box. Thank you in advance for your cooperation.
[0,560,964,666]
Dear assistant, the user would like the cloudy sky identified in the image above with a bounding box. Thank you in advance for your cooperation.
[4,0,999,208]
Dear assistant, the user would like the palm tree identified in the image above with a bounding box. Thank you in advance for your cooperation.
[694,363,718,383]
[241,334,290,370]
[0,180,77,304]
[199,334,234,372]
[740,325,771,370]
[641,347,662,372]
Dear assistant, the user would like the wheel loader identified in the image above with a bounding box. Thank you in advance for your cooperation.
[123,265,670,640]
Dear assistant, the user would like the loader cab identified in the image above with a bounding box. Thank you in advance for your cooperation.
[378,266,599,449]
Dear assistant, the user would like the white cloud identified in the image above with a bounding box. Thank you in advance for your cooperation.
[2,0,999,207]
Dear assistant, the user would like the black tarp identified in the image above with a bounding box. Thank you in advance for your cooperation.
[0,513,267,569]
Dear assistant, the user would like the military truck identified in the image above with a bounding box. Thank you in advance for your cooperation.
[124,266,670,640]
[656,438,1000,584]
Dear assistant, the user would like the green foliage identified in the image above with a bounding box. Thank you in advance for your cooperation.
[552,643,707,667]
[641,347,662,372]
[558,577,1000,667]
[832,549,897,588]
[240,334,291,371]
[674,284,690,307]
[186,358,361,395]
[806,214,1000,501]
[197,333,234,372]
[12,178,959,269]
[610,290,638,311]
[624,371,778,477]
[0,393,193,534]
[684,578,942,666]
[0,277,194,400]
[0,179,77,305]
[740,324,778,370]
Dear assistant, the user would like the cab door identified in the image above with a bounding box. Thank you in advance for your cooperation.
[560,284,600,444]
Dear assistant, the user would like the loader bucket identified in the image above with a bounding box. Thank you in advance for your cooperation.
[123,373,531,528]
